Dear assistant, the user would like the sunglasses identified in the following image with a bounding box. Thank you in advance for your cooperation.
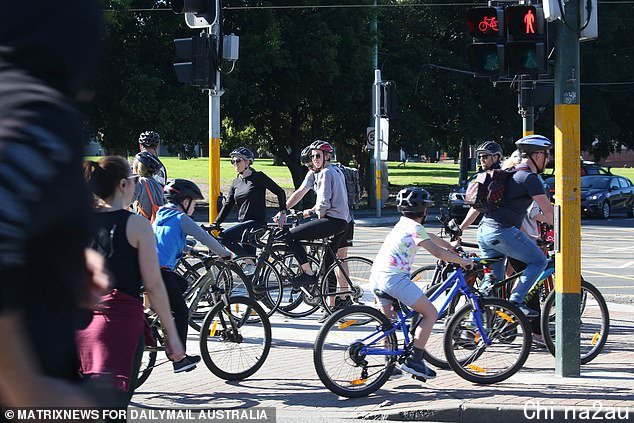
[126,174,140,184]
[311,153,323,159]
[231,158,243,164]
[478,154,492,160]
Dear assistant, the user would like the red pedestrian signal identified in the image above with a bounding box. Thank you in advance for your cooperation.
[506,5,544,40]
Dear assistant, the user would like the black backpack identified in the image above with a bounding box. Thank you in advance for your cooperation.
[465,168,515,213]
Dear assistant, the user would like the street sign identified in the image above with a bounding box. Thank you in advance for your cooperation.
[366,119,389,160]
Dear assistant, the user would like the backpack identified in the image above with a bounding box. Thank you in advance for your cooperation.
[331,163,361,209]
[465,168,515,213]
[133,179,161,223]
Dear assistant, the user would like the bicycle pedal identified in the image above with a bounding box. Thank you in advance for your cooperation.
[411,375,427,382]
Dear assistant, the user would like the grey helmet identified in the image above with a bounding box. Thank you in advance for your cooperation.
[134,151,161,176]
[397,187,434,214]
[475,140,503,157]
[515,135,553,155]
[230,147,255,164]
[138,131,161,147]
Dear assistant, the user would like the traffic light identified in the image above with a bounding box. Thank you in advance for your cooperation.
[173,33,212,88]
[380,81,397,120]
[505,5,547,75]
[171,0,218,28]
[466,7,506,76]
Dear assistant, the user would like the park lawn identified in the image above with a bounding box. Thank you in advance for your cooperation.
[611,167,634,181]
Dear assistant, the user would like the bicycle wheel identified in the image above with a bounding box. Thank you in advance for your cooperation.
[136,324,163,389]
[321,257,374,314]
[314,305,398,398]
[199,296,272,380]
[422,284,470,369]
[175,257,206,286]
[411,264,439,291]
[274,251,321,318]
[444,298,532,384]
[540,279,609,364]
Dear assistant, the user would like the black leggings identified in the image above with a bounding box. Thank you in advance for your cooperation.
[286,217,348,266]
[218,220,262,257]
[160,269,189,347]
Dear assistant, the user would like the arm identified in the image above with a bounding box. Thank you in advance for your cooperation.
[262,173,287,212]
[180,215,231,258]
[418,239,471,268]
[130,215,185,361]
[428,232,455,251]
[459,207,480,232]
[286,187,310,210]
[214,183,235,225]
[533,194,554,225]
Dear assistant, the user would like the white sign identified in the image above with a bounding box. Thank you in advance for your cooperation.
[366,119,389,160]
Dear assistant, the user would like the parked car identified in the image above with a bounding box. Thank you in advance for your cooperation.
[581,175,634,218]
[543,161,611,199]
[447,173,477,220]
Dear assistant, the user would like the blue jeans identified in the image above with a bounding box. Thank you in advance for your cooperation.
[477,224,547,304]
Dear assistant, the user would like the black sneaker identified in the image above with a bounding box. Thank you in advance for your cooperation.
[317,309,330,323]
[512,301,539,318]
[290,273,318,289]
[173,355,201,373]
[401,358,437,380]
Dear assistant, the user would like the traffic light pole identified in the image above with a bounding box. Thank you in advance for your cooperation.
[519,77,534,136]
[554,0,581,376]
[208,24,222,224]
[373,70,382,217]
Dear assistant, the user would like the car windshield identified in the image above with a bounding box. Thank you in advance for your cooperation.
[581,177,610,189]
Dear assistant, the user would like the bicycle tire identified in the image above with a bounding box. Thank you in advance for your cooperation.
[274,251,321,318]
[444,298,532,384]
[321,256,374,314]
[135,324,162,389]
[199,296,272,380]
[411,264,440,291]
[187,266,225,332]
[230,256,283,316]
[313,305,398,398]
[540,279,609,364]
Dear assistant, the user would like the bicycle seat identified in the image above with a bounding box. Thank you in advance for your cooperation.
[373,289,399,307]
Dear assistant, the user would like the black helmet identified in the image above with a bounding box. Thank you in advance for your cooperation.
[138,131,161,147]
[476,141,503,157]
[230,147,255,164]
[300,146,312,164]
[397,187,434,214]
[134,151,161,176]
[164,179,204,203]
[309,140,334,154]
[515,135,553,155]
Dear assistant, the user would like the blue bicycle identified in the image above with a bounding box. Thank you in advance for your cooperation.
[313,258,532,398]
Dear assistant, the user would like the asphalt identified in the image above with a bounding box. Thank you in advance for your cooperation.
[132,301,634,423]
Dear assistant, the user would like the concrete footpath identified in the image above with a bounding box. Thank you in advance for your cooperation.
[133,301,634,422]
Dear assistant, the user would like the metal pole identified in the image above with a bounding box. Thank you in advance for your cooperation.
[208,21,222,224]
[374,70,382,217]
[519,77,535,136]
[554,0,581,376]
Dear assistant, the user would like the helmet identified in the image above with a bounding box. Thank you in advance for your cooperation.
[138,131,161,147]
[397,187,434,214]
[515,134,553,155]
[300,146,312,164]
[309,140,334,154]
[134,151,161,176]
[164,179,204,203]
[230,147,255,164]
[475,141,503,157]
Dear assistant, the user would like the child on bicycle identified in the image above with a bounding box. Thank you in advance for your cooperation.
[371,187,472,379]
[153,179,233,373]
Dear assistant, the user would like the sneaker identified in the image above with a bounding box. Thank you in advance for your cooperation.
[401,358,437,380]
[173,355,201,373]
[389,366,403,378]
[317,309,330,323]
[532,333,547,348]
[290,273,318,289]
[512,302,539,318]
[243,263,256,276]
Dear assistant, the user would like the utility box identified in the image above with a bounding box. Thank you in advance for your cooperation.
[223,34,239,61]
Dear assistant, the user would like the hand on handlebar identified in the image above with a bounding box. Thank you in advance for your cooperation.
[273,211,287,228]
[460,257,475,270]
[303,209,316,218]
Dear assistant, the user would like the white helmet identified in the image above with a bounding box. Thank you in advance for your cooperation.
[515,135,552,155]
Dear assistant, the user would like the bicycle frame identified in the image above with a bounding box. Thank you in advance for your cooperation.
[359,267,492,358]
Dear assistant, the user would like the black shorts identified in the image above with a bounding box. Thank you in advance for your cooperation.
[339,221,355,249]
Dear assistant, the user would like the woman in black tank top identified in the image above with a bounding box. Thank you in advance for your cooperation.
[79,156,185,410]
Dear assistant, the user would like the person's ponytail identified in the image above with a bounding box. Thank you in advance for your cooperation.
[83,156,131,201]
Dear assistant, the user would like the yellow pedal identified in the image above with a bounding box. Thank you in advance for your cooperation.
[467,364,485,373]
[591,332,600,346]
[474,332,481,343]
[496,311,515,323]
[338,320,357,329]
[350,378,367,386]
[210,321,218,337]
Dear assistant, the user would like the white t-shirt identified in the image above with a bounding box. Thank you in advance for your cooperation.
[371,216,430,275]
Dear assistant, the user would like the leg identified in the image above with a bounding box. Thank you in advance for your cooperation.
[160,270,190,348]
[219,220,261,258]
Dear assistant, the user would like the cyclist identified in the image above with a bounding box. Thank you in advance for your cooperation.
[138,131,167,186]
[0,0,104,408]
[458,140,504,232]
[476,135,554,317]
[281,140,352,289]
[79,157,185,409]
[131,151,165,222]
[213,147,287,261]
[371,188,472,379]
[153,179,233,372]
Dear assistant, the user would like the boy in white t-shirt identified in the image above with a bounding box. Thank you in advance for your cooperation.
[371,188,472,379]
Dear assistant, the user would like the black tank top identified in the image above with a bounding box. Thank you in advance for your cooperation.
[91,210,142,300]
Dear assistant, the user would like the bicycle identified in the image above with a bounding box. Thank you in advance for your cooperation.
[313,258,533,398]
